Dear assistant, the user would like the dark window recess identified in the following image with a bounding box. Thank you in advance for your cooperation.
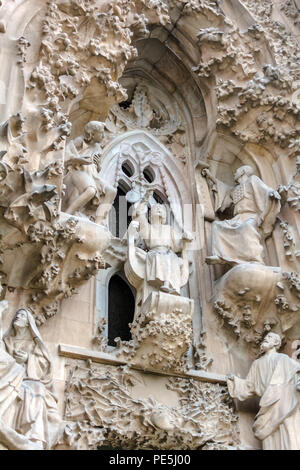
[119,100,132,109]
[111,184,132,238]
[143,166,155,183]
[121,161,134,178]
[153,191,164,204]
[108,274,135,347]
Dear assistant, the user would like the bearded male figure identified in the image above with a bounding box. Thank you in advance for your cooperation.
[227,332,300,450]
[203,165,281,266]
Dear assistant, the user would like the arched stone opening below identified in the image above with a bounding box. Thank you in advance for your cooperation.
[107,273,135,346]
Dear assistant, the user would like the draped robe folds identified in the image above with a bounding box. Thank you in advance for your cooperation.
[3,313,62,449]
[139,222,184,295]
[228,352,300,450]
[211,175,280,265]
[0,346,24,420]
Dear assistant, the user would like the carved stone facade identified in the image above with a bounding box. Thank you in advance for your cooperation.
[0,0,299,451]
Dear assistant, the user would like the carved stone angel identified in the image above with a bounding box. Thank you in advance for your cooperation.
[63,121,116,224]
[203,165,281,266]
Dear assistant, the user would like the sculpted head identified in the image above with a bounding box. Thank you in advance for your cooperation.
[150,204,167,224]
[260,332,281,354]
[84,121,105,143]
[13,308,29,329]
[234,165,254,183]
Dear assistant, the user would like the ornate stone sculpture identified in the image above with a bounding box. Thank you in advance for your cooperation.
[0,301,24,429]
[121,195,194,372]
[227,332,300,450]
[0,0,300,451]
[63,121,117,224]
[204,165,281,266]
[62,362,239,450]
[213,263,300,349]
[1,307,62,450]
[126,198,191,300]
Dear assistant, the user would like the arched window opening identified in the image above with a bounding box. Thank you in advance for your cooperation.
[143,166,155,183]
[153,191,164,204]
[108,273,135,347]
[122,160,135,178]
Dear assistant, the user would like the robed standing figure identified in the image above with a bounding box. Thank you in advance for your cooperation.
[227,332,300,450]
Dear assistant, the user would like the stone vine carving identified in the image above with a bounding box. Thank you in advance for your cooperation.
[26,0,170,134]
[116,292,194,373]
[92,318,108,352]
[214,264,300,349]
[0,108,111,324]
[182,0,300,152]
[192,332,213,371]
[62,361,240,450]
[280,221,300,261]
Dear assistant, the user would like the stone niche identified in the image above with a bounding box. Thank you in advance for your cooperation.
[0,0,300,451]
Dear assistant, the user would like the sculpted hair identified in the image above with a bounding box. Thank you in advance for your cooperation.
[84,121,105,136]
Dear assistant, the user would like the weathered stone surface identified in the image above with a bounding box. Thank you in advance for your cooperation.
[0,0,299,450]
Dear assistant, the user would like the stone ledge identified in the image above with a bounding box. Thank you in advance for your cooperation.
[58,343,227,384]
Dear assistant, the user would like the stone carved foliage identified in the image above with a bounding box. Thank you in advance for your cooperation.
[0,115,110,323]
[181,0,300,152]
[192,332,213,372]
[26,0,170,128]
[280,0,300,26]
[92,318,108,352]
[280,221,300,262]
[62,361,240,450]
[105,81,187,164]
[116,293,194,373]
[214,264,300,350]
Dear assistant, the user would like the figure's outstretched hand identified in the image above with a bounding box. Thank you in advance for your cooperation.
[93,153,102,171]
